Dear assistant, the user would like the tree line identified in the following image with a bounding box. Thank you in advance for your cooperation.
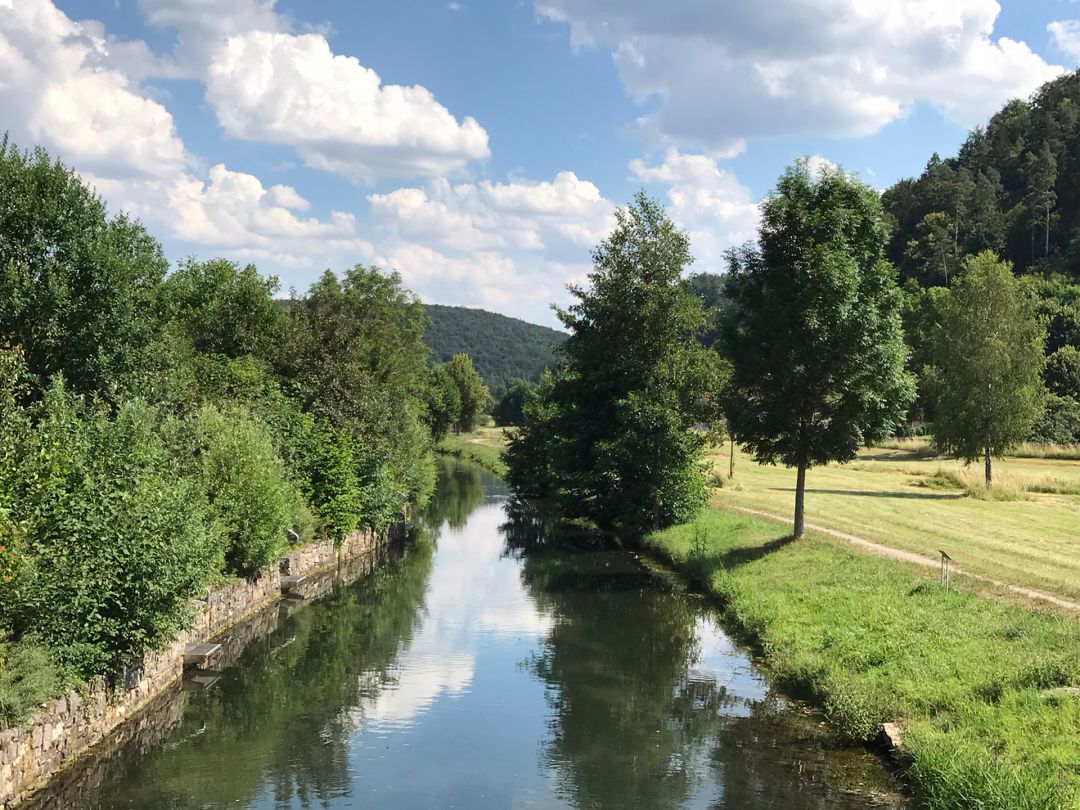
[0,138,486,725]
[505,163,1048,541]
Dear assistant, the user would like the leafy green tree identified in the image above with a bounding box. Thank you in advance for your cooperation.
[905,212,955,286]
[299,418,362,544]
[160,258,284,361]
[1044,345,1080,400]
[8,384,220,679]
[932,252,1046,486]
[0,138,168,400]
[446,353,490,433]
[492,379,535,426]
[193,405,301,575]
[423,362,461,442]
[506,193,722,536]
[1028,394,1080,445]
[1024,142,1057,261]
[278,267,434,526]
[722,163,914,538]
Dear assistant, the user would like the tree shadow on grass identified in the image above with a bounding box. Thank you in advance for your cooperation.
[715,533,798,569]
[768,487,965,501]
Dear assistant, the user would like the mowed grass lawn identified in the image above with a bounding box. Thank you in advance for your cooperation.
[708,442,1080,603]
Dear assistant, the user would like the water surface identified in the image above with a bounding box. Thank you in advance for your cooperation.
[29,459,904,809]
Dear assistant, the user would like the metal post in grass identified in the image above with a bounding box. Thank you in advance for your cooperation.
[939,550,952,589]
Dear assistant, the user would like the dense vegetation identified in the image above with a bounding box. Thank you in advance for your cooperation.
[422,303,565,392]
[880,73,1080,444]
[505,194,724,537]
[0,140,457,726]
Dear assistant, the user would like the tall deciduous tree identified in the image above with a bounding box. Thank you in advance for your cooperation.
[0,138,167,400]
[446,354,490,433]
[931,252,1045,487]
[722,163,915,538]
[505,193,723,536]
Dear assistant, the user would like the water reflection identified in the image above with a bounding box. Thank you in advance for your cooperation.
[27,459,902,809]
[506,497,903,810]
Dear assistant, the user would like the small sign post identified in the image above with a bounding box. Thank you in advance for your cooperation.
[939,550,953,589]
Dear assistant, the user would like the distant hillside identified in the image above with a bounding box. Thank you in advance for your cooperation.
[423,304,565,392]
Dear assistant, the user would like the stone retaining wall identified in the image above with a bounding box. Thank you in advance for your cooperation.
[0,524,402,808]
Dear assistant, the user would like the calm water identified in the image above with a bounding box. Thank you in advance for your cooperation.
[28,459,904,809]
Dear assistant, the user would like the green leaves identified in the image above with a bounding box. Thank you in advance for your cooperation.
[506,193,714,537]
[723,163,915,472]
[931,252,1046,465]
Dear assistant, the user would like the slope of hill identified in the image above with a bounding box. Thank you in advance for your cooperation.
[422,304,565,392]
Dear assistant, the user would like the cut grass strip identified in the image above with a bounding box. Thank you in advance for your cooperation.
[645,508,1080,810]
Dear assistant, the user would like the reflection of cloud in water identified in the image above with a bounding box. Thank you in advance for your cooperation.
[356,502,553,731]
[687,615,770,719]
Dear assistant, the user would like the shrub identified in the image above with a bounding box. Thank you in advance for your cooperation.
[300,419,362,544]
[195,405,297,575]
[0,637,61,728]
[10,384,220,679]
[1027,393,1080,445]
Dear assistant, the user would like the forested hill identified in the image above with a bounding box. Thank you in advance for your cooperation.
[882,70,1080,284]
[422,304,565,392]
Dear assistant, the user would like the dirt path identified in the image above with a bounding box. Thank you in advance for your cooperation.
[729,506,1080,614]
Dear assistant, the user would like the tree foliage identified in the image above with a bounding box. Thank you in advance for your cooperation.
[722,163,914,537]
[446,353,490,433]
[422,303,565,391]
[0,137,167,401]
[0,139,442,714]
[931,253,1045,484]
[505,193,722,537]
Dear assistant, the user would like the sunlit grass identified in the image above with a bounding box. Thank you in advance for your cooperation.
[645,510,1080,810]
[437,427,508,476]
[707,442,1080,601]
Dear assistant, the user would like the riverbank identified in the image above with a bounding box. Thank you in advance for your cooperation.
[0,526,404,809]
[437,428,508,476]
[644,508,1080,809]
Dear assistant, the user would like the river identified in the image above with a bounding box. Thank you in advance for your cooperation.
[26,458,904,809]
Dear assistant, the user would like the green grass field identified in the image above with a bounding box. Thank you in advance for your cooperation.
[437,427,508,476]
[708,442,1080,604]
[644,510,1080,809]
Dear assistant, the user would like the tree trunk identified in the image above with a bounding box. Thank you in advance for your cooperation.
[793,459,807,538]
[984,446,992,489]
[729,438,735,479]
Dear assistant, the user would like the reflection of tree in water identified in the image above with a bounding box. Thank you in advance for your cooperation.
[417,457,488,535]
[506,498,715,810]
[504,501,899,810]
[74,542,435,810]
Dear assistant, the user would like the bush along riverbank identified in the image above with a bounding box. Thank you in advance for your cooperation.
[0,142,452,751]
[0,526,402,808]
[644,507,1080,810]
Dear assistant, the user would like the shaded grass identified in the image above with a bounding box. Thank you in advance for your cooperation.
[645,509,1080,810]
[437,427,508,476]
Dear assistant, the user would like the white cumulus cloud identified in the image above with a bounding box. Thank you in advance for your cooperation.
[1049,20,1080,63]
[630,150,761,269]
[537,0,1064,152]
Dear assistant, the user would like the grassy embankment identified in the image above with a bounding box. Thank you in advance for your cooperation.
[436,426,508,476]
[452,428,1080,807]
[645,510,1080,809]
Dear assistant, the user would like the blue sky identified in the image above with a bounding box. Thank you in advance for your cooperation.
[4,0,1080,325]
